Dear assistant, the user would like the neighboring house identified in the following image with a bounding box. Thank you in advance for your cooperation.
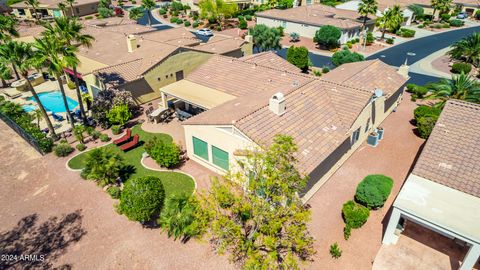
[46,19,251,104]
[255,5,375,43]
[10,0,100,19]
[160,53,409,200]
[382,100,480,270]
[336,0,414,26]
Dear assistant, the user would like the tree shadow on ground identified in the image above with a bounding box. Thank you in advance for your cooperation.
[0,210,87,270]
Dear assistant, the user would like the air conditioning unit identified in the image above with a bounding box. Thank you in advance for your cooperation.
[367,132,379,147]
[377,127,384,140]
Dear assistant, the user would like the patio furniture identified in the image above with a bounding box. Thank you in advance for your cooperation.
[119,134,139,151]
[113,128,131,145]
[176,109,193,121]
[52,113,64,122]
[145,106,154,123]
[150,107,169,124]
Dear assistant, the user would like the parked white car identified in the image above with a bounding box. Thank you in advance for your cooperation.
[457,12,468,19]
[196,28,214,36]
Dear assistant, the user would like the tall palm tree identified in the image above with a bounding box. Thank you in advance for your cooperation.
[377,5,403,39]
[141,0,156,26]
[8,41,57,137]
[448,32,480,67]
[431,0,452,20]
[24,0,40,23]
[0,62,12,87]
[0,15,19,43]
[129,7,144,22]
[358,0,378,31]
[42,17,94,124]
[426,72,480,107]
[33,36,79,130]
[0,41,22,79]
[58,2,67,15]
[65,0,76,16]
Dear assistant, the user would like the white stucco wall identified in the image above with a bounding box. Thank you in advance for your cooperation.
[256,16,359,43]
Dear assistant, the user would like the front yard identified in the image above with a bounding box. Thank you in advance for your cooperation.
[68,125,195,198]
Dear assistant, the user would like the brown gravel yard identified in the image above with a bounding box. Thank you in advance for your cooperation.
[0,92,425,270]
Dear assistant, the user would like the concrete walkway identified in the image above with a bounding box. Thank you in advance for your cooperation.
[410,47,452,79]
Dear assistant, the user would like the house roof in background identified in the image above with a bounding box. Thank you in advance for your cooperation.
[412,100,480,198]
[189,34,246,54]
[11,0,98,8]
[322,59,408,96]
[256,5,365,29]
[240,51,301,73]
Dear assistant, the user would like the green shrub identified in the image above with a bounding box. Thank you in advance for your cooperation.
[170,17,178,23]
[216,26,222,31]
[91,130,101,141]
[192,21,199,28]
[386,37,394,44]
[313,70,321,76]
[314,25,341,49]
[440,13,451,21]
[451,62,472,74]
[159,8,167,15]
[107,186,122,199]
[322,66,330,73]
[406,83,417,92]
[111,125,121,135]
[144,137,181,168]
[332,48,364,67]
[355,175,394,209]
[342,200,370,228]
[346,42,353,48]
[119,176,165,222]
[67,81,76,89]
[417,115,439,139]
[76,143,86,151]
[176,19,183,24]
[159,194,203,240]
[417,24,424,28]
[239,19,247,29]
[245,14,252,21]
[442,23,450,28]
[343,225,351,240]
[330,243,342,259]
[366,31,374,45]
[449,19,464,27]
[184,20,191,26]
[106,104,132,126]
[82,148,125,186]
[413,105,441,122]
[53,142,74,157]
[397,28,415,37]
[413,86,428,98]
[85,16,94,20]
[100,134,110,142]
[131,0,136,3]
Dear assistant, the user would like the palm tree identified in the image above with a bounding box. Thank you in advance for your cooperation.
[42,17,94,124]
[33,36,79,130]
[141,0,156,26]
[8,41,57,137]
[448,32,480,67]
[159,194,197,241]
[0,15,19,43]
[24,0,40,23]
[426,72,480,107]
[64,0,76,16]
[431,0,452,20]
[358,0,378,31]
[377,5,403,39]
[129,7,144,21]
[0,41,22,80]
[58,2,67,15]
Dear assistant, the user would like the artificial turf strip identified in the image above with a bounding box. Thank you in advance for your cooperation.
[67,125,195,197]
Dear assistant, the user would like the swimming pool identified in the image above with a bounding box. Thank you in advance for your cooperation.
[24,91,79,113]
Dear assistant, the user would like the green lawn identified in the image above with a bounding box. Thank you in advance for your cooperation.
[68,125,195,197]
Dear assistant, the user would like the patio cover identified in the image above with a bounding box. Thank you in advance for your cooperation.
[161,80,236,110]
[394,174,480,244]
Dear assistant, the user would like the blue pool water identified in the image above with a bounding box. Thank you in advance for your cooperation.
[24,91,79,113]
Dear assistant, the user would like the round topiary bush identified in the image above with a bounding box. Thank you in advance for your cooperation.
[245,15,252,21]
[119,176,165,222]
[449,19,464,27]
[184,21,191,27]
[100,134,111,142]
[170,17,178,23]
[111,125,121,135]
[417,115,439,139]
[355,175,394,209]
[342,200,370,229]
[76,143,86,151]
[239,19,247,30]
[413,105,441,122]
[451,62,472,74]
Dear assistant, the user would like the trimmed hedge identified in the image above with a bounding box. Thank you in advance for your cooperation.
[451,62,472,74]
[414,105,441,123]
[342,200,370,229]
[396,28,415,38]
[417,115,439,139]
[449,19,464,27]
[355,175,394,209]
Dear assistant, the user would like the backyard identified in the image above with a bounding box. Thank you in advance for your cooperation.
[67,125,195,198]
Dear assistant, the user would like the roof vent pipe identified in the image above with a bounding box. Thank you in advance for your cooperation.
[269,92,286,116]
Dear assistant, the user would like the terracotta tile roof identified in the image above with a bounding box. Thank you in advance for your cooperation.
[240,51,301,73]
[256,5,364,29]
[322,59,409,96]
[375,0,478,8]
[189,34,246,54]
[412,100,480,198]
[184,55,313,97]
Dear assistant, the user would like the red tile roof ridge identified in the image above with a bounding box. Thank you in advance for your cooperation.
[92,58,143,74]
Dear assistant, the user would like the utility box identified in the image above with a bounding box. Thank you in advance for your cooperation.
[377,127,384,140]
[367,132,379,147]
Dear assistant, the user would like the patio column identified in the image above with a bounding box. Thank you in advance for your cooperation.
[160,91,167,109]
[382,207,402,245]
[460,243,480,270]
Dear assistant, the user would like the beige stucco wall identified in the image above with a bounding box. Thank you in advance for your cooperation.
[256,16,360,43]
[183,125,258,175]
[12,2,97,18]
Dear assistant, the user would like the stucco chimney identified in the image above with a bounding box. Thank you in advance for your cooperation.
[244,34,253,43]
[397,58,409,79]
[269,92,286,116]
[127,34,137,53]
